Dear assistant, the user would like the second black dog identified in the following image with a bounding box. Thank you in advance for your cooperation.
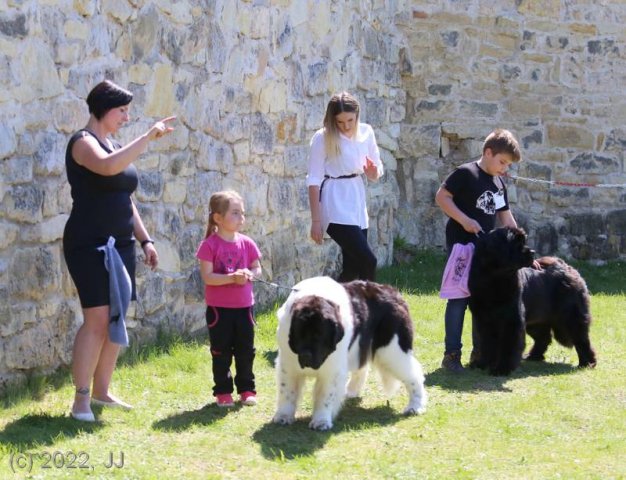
[468,226,597,376]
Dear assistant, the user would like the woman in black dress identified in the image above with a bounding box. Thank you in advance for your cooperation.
[64,80,175,421]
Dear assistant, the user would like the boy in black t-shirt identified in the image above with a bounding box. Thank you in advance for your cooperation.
[435,129,522,373]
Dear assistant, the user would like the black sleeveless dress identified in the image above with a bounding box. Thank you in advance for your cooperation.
[63,129,138,308]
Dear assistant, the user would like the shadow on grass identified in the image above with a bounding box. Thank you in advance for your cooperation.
[261,350,278,368]
[252,400,408,459]
[0,413,103,450]
[0,370,72,409]
[151,403,231,432]
[427,361,578,392]
[0,329,210,409]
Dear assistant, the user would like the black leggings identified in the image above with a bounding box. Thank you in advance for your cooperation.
[206,306,256,395]
[326,223,377,282]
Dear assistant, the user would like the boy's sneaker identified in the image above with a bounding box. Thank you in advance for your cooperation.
[441,351,465,373]
[240,391,257,406]
[216,393,234,407]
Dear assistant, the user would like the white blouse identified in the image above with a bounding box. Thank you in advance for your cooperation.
[306,123,383,231]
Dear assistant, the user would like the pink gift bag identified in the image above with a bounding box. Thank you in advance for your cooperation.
[439,243,475,299]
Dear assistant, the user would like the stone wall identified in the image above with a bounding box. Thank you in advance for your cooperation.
[0,0,624,388]
[395,1,626,257]
[0,0,406,389]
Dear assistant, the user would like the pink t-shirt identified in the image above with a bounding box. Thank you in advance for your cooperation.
[196,233,262,308]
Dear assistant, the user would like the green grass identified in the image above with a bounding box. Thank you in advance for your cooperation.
[1,252,625,479]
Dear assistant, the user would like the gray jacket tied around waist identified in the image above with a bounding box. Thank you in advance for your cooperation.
[98,236,131,346]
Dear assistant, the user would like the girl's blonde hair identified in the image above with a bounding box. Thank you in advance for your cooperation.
[323,91,360,158]
[205,190,243,238]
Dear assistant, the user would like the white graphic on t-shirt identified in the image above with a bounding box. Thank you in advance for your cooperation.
[476,190,497,214]
[215,250,243,274]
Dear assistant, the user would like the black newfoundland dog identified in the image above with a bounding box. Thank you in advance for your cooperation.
[468,226,597,376]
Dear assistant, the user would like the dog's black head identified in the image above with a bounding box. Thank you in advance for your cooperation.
[288,295,345,370]
[476,227,535,272]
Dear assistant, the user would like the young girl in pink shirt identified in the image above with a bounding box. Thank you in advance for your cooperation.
[196,190,262,407]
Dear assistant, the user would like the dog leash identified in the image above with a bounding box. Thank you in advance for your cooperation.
[253,278,299,292]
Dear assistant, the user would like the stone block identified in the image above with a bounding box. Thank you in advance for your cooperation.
[606,209,626,236]
[185,171,224,220]
[144,63,177,118]
[16,40,64,101]
[521,129,543,149]
[4,321,57,369]
[33,131,66,176]
[136,171,164,202]
[233,141,251,166]
[5,184,44,223]
[268,229,298,277]
[9,246,62,301]
[375,129,398,153]
[283,145,308,178]
[276,114,299,144]
[0,223,19,250]
[2,156,33,184]
[306,62,328,96]
[267,178,296,215]
[163,178,187,203]
[459,101,498,118]
[427,84,452,96]
[21,214,68,244]
[398,124,440,158]
[178,225,203,271]
[517,0,560,18]
[136,274,166,316]
[251,113,274,155]
[73,0,96,17]
[64,20,89,40]
[570,152,620,175]
[533,223,559,256]
[0,12,27,37]
[364,98,386,127]
[0,122,16,159]
[603,129,626,152]
[547,124,595,149]
[153,240,181,274]
[197,136,234,174]
[131,6,159,60]
[567,212,604,236]
[389,103,406,123]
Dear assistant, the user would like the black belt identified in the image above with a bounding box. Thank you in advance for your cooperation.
[319,174,358,201]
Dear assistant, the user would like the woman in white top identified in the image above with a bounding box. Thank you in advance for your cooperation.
[306,92,384,281]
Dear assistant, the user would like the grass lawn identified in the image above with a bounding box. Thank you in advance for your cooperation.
[1,251,625,479]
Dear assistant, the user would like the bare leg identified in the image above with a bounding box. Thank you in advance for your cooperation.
[71,306,109,414]
[92,335,122,402]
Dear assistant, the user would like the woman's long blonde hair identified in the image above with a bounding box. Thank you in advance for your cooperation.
[323,91,360,158]
[205,190,243,238]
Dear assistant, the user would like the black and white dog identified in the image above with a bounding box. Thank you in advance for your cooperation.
[273,276,427,431]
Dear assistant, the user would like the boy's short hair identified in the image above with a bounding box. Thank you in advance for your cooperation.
[483,129,522,162]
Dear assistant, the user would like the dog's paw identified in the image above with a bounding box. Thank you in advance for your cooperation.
[308,417,333,431]
[578,360,597,369]
[403,404,426,416]
[272,413,295,425]
[523,352,545,362]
